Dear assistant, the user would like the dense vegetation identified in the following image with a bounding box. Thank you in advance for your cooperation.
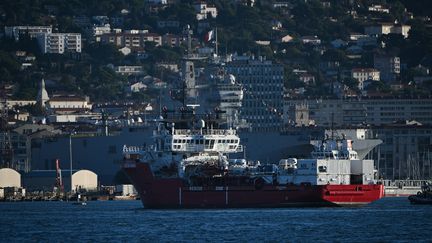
[1,0,432,101]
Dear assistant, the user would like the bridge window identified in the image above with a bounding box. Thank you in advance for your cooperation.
[318,166,327,173]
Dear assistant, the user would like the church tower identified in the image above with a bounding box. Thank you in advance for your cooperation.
[37,78,49,108]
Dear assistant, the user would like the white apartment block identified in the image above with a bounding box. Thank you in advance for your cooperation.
[284,98,432,127]
[194,2,218,20]
[351,68,380,90]
[5,26,52,41]
[37,33,81,54]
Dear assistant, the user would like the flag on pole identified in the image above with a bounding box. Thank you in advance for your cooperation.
[204,29,214,42]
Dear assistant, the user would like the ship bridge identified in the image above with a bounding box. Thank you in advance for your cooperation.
[167,129,242,153]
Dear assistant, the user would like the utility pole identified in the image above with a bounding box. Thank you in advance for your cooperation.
[69,132,74,192]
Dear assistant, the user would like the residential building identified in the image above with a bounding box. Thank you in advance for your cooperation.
[283,99,367,127]
[271,20,283,30]
[156,63,179,72]
[233,0,256,7]
[1,100,36,110]
[114,65,145,76]
[147,0,168,4]
[365,23,411,38]
[127,82,148,93]
[351,68,380,90]
[157,20,180,29]
[100,31,161,49]
[194,2,218,20]
[280,34,294,43]
[267,2,294,9]
[331,39,347,48]
[93,24,111,41]
[298,73,316,85]
[300,36,321,45]
[368,5,390,13]
[142,33,162,46]
[4,26,52,41]
[37,33,81,54]
[255,40,270,46]
[226,56,284,131]
[374,55,400,82]
[47,95,92,114]
[349,33,368,41]
[283,98,432,127]
[92,16,110,25]
[162,34,181,47]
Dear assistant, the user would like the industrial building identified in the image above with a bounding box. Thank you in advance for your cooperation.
[0,168,25,200]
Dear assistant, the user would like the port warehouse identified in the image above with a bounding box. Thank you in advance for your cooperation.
[0,168,24,199]
[0,167,136,200]
[0,168,98,200]
[21,169,97,192]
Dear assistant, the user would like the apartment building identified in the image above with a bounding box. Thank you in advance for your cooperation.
[100,32,162,49]
[374,55,400,82]
[37,33,82,54]
[4,26,52,41]
[351,68,380,90]
[365,23,411,38]
[284,98,432,127]
[226,56,284,131]
[194,2,218,20]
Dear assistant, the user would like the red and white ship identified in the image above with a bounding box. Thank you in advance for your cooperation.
[122,107,384,208]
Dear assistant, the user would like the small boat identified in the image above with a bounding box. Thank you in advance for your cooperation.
[72,194,87,206]
[408,184,432,204]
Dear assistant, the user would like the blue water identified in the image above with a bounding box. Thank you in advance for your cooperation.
[0,197,431,242]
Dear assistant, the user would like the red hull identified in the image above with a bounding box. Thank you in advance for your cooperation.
[123,162,384,208]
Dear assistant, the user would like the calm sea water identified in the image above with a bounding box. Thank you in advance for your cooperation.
[0,197,431,242]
